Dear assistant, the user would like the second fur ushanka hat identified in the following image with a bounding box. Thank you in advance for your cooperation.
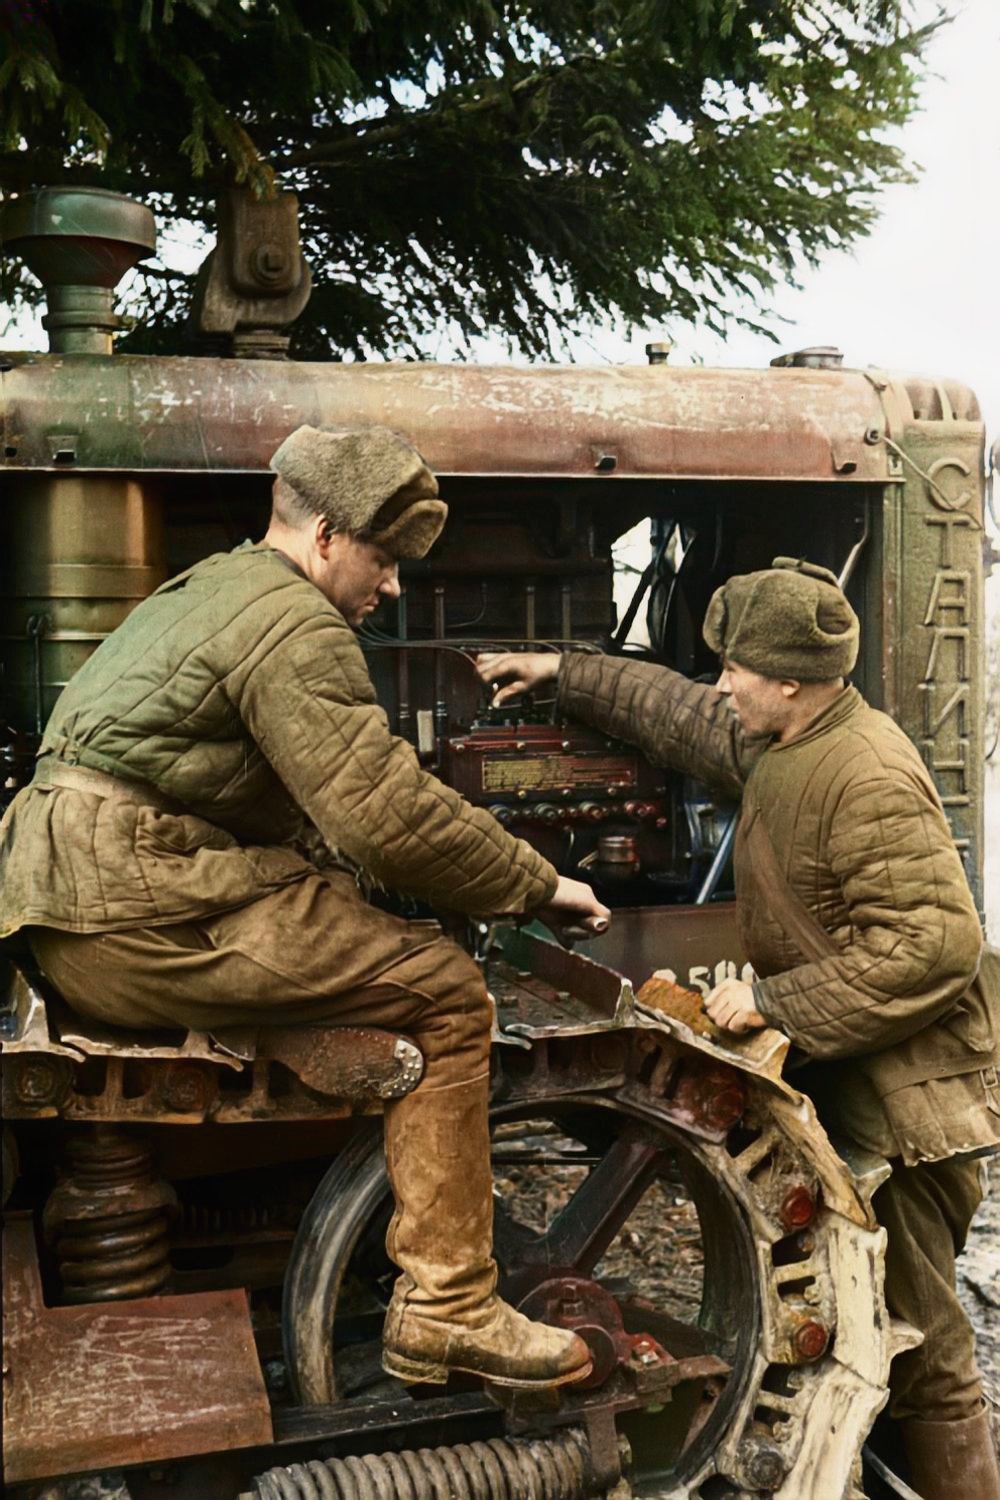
[703,557,859,681]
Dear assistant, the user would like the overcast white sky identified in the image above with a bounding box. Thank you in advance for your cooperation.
[538,0,1000,447]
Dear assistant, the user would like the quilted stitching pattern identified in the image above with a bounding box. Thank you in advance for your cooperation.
[557,652,766,800]
[558,653,982,1058]
[0,545,555,936]
[744,720,983,1060]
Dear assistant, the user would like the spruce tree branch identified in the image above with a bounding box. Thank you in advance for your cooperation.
[280,50,606,167]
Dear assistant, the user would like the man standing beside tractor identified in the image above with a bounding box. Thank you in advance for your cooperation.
[479,558,1000,1499]
[0,424,610,1394]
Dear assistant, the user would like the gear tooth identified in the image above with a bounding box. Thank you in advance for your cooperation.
[888,1317,924,1358]
[753,1031,791,1081]
[835,1141,893,1205]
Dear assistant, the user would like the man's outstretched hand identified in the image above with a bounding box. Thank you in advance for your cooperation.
[535,875,611,938]
[704,978,765,1034]
[476,651,561,707]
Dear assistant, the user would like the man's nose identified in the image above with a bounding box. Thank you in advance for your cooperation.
[379,567,402,601]
[716,669,731,693]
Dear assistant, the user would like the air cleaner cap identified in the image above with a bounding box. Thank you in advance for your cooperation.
[1,187,156,354]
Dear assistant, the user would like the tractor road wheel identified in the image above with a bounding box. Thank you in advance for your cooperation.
[282,1033,898,1498]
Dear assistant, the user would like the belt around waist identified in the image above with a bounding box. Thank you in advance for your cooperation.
[34,758,185,816]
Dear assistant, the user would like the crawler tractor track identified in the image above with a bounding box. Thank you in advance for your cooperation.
[276,931,911,1499]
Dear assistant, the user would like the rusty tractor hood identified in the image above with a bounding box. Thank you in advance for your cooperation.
[1,353,980,481]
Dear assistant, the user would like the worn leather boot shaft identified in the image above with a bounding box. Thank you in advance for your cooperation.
[902,1407,1000,1500]
[381,1072,591,1387]
[383,1071,497,1321]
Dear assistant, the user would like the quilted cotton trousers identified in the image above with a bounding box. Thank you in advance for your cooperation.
[873,1155,986,1424]
[28,871,502,1322]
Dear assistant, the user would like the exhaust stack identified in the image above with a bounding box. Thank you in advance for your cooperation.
[1,187,155,355]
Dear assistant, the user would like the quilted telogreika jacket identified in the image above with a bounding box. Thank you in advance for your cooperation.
[557,653,1000,1166]
[0,543,557,937]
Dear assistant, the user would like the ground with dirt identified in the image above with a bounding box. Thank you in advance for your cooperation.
[958,1161,1000,1406]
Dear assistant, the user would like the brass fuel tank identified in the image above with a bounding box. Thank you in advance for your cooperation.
[1,475,166,729]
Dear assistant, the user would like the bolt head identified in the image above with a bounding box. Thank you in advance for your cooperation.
[162,1064,212,1114]
[13,1057,68,1107]
[745,1447,786,1487]
[704,1084,745,1131]
[252,242,289,284]
[792,1318,829,1361]
[780,1185,817,1232]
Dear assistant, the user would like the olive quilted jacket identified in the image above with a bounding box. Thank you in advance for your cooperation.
[557,652,999,1164]
[0,544,557,936]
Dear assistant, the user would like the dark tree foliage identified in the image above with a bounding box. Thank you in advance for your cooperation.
[1,0,936,359]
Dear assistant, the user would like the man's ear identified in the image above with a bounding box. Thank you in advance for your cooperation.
[313,516,335,557]
[779,678,802,700]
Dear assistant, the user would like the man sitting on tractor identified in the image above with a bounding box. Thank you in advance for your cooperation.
[0,424,609,1391]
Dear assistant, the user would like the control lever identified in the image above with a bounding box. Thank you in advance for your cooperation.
[548,916,609,950]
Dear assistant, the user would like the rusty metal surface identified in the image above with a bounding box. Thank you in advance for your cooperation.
[2,354,897,480]
[488,918,790,1089]
[191,188,312,357]
[576,902,746,989]
[514,1272,729,1394]
[635,973,726,1039]
[3,967,424,1123]
[492,925,634,1029]
[2,1212,272,1484]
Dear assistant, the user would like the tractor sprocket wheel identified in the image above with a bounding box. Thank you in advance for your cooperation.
[283,1034,898,1498]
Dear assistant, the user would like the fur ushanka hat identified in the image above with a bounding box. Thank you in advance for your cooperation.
[703,557,859,681]
[269,424,447,559]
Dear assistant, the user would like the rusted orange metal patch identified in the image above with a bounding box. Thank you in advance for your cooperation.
[2,1214,272,1484]
[635,973,721,1039]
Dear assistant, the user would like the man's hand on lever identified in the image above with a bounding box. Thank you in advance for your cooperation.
[476,651,561,707]
[535,875,611,940]
[704,978,765,1034]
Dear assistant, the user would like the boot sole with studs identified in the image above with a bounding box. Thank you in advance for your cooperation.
[382,1349,594,1390]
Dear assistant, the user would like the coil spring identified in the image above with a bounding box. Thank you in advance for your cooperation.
[250,1428,593,1500]
[56,1206,172,1302]
[44,1130,177,1303]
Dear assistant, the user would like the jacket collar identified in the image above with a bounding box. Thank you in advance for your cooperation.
[237,539,309,582]
[771,684,861,752]
[267,547,308,581]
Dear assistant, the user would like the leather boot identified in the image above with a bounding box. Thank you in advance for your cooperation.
[901,1405,1000,1500]
[381,1072,592,1388]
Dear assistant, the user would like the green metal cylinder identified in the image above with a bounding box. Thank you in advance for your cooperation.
[1,475,166,731]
